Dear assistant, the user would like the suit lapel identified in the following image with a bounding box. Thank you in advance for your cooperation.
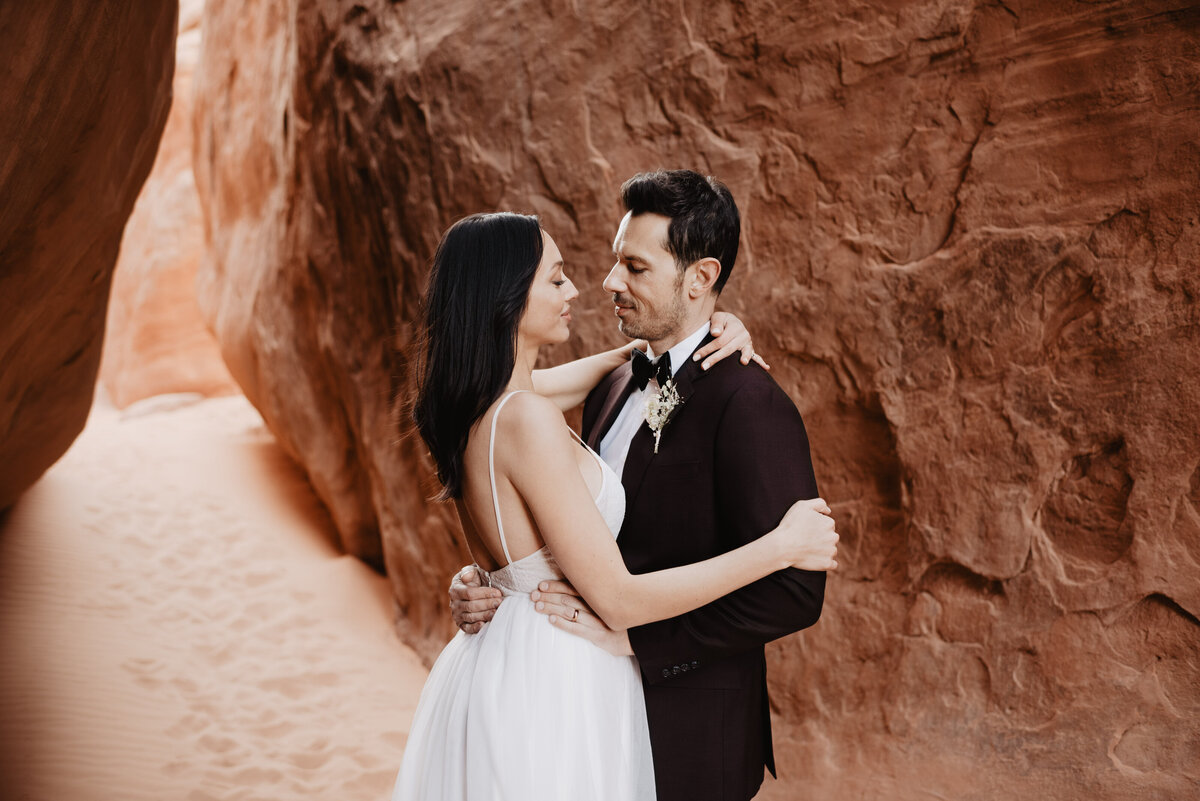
[620,335,714,512]
[586,360,636,449]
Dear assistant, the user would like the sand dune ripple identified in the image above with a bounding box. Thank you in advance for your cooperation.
[0,395,426,801]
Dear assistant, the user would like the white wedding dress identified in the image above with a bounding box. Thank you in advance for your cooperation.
[391,391,656,801]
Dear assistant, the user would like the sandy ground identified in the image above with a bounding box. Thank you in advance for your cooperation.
[0,394,428,801]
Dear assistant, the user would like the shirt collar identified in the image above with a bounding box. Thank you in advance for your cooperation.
[648,322,711,380]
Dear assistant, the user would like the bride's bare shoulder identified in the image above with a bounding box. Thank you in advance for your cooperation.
[494,391,573,451]
[497,390,566,429]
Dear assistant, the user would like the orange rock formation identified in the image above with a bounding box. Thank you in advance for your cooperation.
[0,1,177,509]
[191,2,1200,796]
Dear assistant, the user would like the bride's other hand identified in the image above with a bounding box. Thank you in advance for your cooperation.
[771,498,839,572]
[693,311,770,372]
[533,579,634,656]
[449,565,503,634]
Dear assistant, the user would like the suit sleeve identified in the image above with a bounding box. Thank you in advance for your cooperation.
[626,376,826,684]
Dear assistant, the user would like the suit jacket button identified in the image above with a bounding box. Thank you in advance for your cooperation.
[691,661,698,669]
[680,664,689,672]
[662,668,670,678]
[672,666,681,675]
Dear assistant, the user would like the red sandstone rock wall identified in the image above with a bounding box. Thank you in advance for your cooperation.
[0,1,177,509]
[193,1,1200,796]
[98,0,239,410]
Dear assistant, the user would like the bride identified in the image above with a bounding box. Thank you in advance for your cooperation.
[392,212,837,800]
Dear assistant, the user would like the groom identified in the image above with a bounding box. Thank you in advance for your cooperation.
[451,169,828,800]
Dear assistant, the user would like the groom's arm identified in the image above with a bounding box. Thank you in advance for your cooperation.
[627,375,826,685]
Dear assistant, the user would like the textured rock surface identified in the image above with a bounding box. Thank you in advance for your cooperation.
[193,1,1200,796]
[0,1,177,508]
[99,0,238,409]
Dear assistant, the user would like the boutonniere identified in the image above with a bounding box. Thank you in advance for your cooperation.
[644,379,684,454]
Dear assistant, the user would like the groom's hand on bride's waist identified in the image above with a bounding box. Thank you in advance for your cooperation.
[532,580,634,657]
[530,579,585,619]
[449,565,503,634]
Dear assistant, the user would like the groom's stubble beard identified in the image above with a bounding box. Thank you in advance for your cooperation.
[614,273,688,343]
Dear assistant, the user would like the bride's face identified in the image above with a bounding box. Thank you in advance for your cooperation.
[519,230,579,347]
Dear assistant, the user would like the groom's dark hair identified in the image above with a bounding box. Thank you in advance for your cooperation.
[620,169,740,294]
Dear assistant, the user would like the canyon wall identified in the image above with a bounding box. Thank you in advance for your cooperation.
[192,1,1200,797]
[0,1,177,509]
[98,0,238,410]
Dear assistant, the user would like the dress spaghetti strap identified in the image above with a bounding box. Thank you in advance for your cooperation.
[488,390,527,567]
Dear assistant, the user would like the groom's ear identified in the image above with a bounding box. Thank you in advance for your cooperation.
[686,257,721,298]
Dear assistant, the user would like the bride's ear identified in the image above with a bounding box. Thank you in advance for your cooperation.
[687,258,721,298]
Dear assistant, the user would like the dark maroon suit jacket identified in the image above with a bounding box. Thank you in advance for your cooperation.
[581,336,825,801]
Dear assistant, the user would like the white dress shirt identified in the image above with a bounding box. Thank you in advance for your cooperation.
[598,322,711,478]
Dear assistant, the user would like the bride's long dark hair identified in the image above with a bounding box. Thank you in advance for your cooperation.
[412,212,544,500]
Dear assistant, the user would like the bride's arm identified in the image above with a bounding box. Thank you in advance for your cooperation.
[531,311,765,411]
[497,394,835,631]
[532,340,641,411]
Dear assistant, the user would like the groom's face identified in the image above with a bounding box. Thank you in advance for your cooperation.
[603,212,686,343]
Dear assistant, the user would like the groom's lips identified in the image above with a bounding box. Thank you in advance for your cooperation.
[614,303,633,317]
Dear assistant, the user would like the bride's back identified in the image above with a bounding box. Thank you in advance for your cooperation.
[455,391,604,572]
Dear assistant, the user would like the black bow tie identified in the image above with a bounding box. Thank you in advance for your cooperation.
[631,349,672,391]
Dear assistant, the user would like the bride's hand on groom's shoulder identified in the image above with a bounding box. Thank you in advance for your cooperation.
[449,565,503,634]
[695,311,771,372]
[773,498,839,572]
[532,580,634,657]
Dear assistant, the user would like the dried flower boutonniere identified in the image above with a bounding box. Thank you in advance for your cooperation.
[644,379,684,454]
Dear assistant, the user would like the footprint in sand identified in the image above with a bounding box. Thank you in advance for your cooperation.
[343,743,384,769]
[258,671,340,700]
[242,569,281,588]
[171,676,201,694]
[253,719,297,738]
[161,759,192,777]
[186,790,226,801]
[349,769,401,792]
[188,585,217,601]
[122,656,167,689]
[81,587,131,614]
[197,732,240,754]
[165,713,210,738]
[231,765,285,785]
[286,747,333,771]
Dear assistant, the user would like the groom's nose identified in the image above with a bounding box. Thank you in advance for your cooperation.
[602,264,625,294]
